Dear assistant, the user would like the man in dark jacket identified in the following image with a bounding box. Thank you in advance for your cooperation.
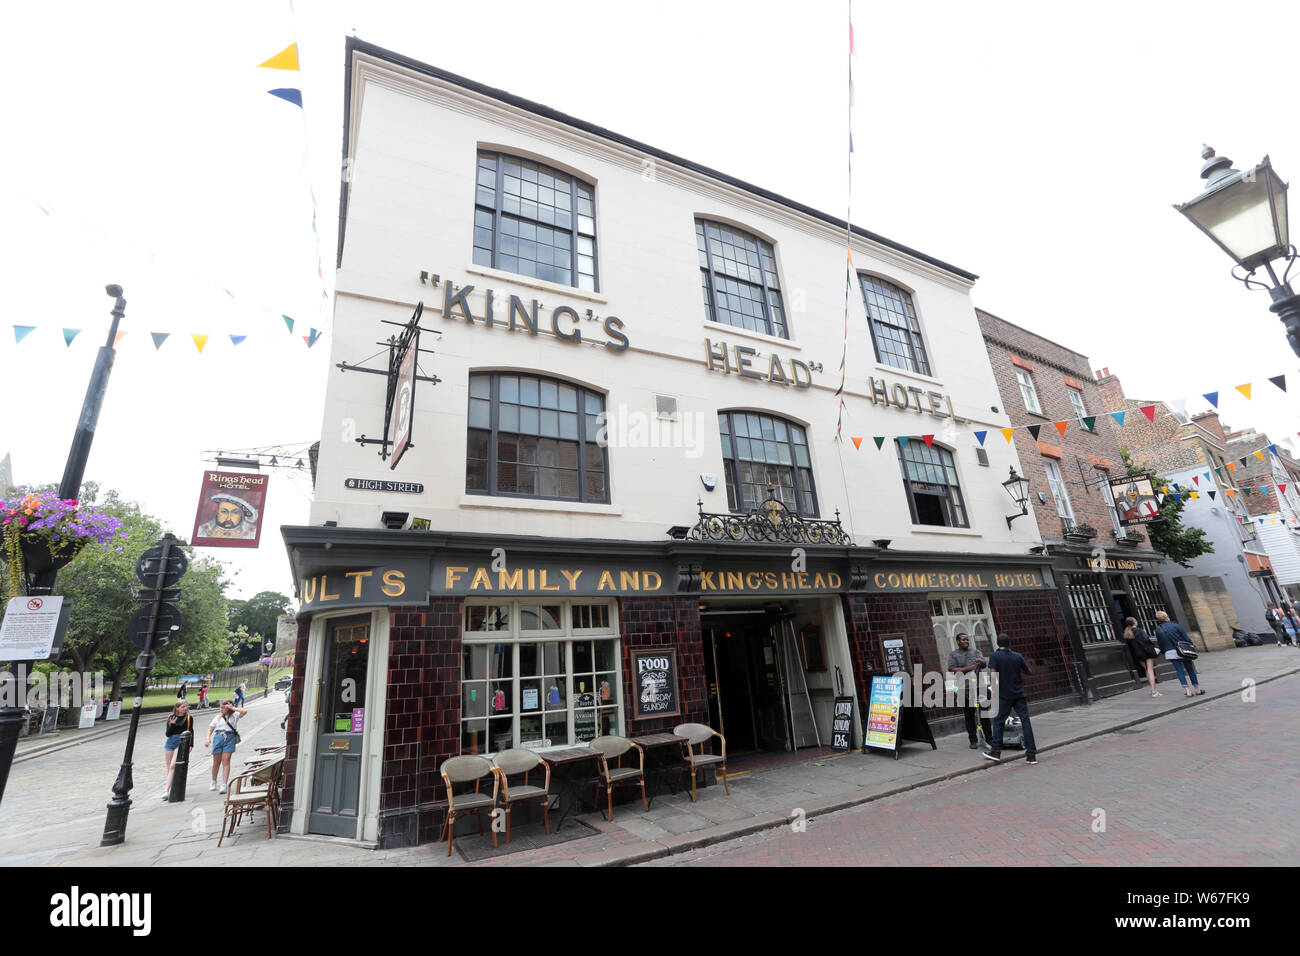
[983,634,1038,765]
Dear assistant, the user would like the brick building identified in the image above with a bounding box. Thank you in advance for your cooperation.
[978,311,1172,698]
[1093,374,1277,643]
[1224,427,1300,605]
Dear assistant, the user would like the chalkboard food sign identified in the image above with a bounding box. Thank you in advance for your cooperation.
[574,692,597,742]
[831,696,854,752]
[881,634,909,676]
[631,648,680,719]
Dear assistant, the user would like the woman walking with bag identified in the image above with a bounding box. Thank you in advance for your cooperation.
[205,699,248,794]
[1122,617,1162,697]
[1154,611,1204,697]
[162,700,193,797]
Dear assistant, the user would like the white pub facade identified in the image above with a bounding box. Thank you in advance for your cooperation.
[280,39,1069,847]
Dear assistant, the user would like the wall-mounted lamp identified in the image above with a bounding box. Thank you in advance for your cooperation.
[1002,466,1031,528]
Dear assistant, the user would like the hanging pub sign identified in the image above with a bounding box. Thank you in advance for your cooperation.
[1110,475,1161,526]
[630,648,680,719]
[388,321,418,470]
[191,471,268,549]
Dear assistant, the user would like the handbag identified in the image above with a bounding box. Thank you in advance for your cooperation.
[1175,640,1199,660]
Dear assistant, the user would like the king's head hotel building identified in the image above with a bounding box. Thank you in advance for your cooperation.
[280,39,1073,847]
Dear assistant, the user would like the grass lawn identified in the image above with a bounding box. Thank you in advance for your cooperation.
[132,667,294,710]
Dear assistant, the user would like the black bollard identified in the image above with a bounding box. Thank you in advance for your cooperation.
[169,730,191,802]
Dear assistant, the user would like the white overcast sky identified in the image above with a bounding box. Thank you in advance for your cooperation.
[3,0,1300,599]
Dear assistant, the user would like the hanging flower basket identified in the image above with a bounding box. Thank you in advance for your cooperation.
[2,491,124,600]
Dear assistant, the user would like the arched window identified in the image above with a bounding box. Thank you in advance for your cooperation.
[718,411,817,515]
[697,220,787,338]
[472,152,598,291]
[896,440,967,527]
[860,275,930,375]
[466,372,608,502]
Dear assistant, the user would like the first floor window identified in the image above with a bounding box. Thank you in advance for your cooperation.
[897,440,968,527]
[1016,369,1042,415]
[466,372,609,502]
[1098,469,1123,534]
[1044,460,1074,520]
[718,411,817,515]
[1068,387,1088,423]
[461,600,620,753]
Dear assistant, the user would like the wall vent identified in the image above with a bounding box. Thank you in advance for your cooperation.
[975,447,990,467]
[655,394,678,421]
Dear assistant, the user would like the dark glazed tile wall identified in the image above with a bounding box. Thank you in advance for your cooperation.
[618,596,709,734]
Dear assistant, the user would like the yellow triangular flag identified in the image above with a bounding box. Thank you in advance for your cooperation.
[1001,427,1015,443]
[258,43,299,71]
[1190,491,1199,499]
[192,333,209,353]
[1254,450,1266,461]
[1236,383,1252,399]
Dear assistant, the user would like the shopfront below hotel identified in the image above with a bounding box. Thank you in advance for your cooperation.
[279,525,1064,848]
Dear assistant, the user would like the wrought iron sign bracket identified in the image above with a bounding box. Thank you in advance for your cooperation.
[686,490,854,546]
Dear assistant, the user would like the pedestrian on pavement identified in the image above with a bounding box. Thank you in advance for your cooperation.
[234,681,247,708]
[947,632,991,748]
[177,681,187,702]
[205,699,247,793]
[983,633,1038,764]
[1265,605,1289,647]
[1122,617,1162,697]
[163,700,193,798]
[198,682,210,709]
[1282,603,1300,647]
[281,686,291,731]
[1153,611,1204,697]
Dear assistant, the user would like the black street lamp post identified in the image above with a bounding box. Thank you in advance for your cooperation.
[1175,146,1300,355]
[0,285,125,809]
[1003,467,1031,528]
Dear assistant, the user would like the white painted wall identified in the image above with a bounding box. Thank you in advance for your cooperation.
[309,55,1039,555]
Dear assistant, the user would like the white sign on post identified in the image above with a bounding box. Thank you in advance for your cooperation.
[0,596,64,660]
[106,700,122,721]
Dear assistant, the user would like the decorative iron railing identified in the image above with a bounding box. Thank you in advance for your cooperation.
[685,492,853,546]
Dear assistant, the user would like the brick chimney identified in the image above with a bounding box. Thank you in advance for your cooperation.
[1094,368,1124,410]
[1190,410,1225,441]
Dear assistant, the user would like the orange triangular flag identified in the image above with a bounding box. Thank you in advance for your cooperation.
[851,436,862,450]
[1054,420,1068,437]
[1226,488,1236,497]
[113,331,127,346]
[258,43,299,71]
[192,334,209,353]
[1236,383,1252,400]
[1001,428,1015,443]
[1227,461,1236,472]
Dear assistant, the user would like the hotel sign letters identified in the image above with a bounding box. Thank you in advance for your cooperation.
[298,563,425,612]
[442,278,630,351]
[700,569,842,593]
[867,568,1045,592]
[439,562,664,596]
[866,375,963,421]
[705,338,813,388]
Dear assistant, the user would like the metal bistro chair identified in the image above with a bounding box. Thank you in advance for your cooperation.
[438,755,499,857]
[674,723,729,802]
[492,748,552,843]
[590,735,647,821]
[217,758,282,847]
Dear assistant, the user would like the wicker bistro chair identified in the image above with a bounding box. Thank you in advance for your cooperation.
[492,748,552,842]
[590,735,648,821]
[438,755,500,857]
[674,723,728,802]
[217,759,282,847]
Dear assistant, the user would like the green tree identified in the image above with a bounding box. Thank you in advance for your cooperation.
[227,590,292,663]
[1120,448,1214,568]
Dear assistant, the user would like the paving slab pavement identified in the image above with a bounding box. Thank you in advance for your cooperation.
[2,644,1295,867]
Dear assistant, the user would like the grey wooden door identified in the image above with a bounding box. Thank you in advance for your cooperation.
[309,616,370,836]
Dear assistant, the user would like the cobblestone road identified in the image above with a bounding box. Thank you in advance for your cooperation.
[646,673,1300,867]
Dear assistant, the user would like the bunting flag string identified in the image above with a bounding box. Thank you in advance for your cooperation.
[833,0,855,441]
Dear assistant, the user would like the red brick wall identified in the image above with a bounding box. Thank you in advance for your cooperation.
[988,590,1076,702]
[277,617,313,830]
[618,596,709,733]
[977,311,1146,545]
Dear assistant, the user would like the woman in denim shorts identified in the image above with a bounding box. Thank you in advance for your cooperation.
[205,700,248,794]
[162,700,193,797]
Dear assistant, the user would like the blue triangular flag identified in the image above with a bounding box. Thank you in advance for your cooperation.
[267,88,303,108]
[1268,444,1278,456]
[62,328,82,346]
[282,315,295,334]
[13,325,35,343]
[1110,410,1126,426]
[974,430,987,446]
[230,335,247,346]
[151,332,170,350]
[898,437,910,450]
[1203,391,1218,408]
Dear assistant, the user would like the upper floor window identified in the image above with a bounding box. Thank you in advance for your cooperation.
[1098,469,1123,534]
[472,152,597,291]
[1044,460,1074,520]
[697,220,787,338]
[1068,387,1088,422]
[1016,369,1042,415]
[466,372,608,503]
[860,276,931,376]
[718,411,816,515]
[896,440,968,527]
